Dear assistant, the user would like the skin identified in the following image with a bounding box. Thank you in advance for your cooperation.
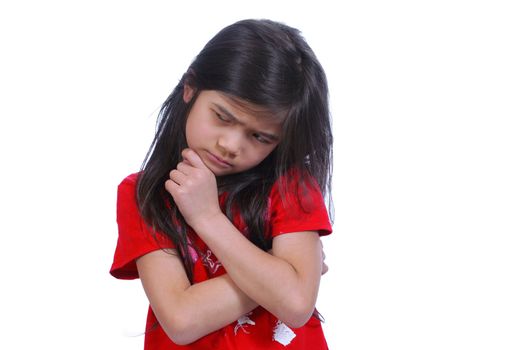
[136,85,327,345]
[183,88,282,177]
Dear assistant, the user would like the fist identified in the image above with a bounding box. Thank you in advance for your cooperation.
[165,149,222,228]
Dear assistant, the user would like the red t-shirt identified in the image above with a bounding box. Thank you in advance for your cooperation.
[110,172,332,349]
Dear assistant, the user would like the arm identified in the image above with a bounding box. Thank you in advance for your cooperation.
[136,249,258,345]
[166,149,325,328]
[193,217,323,329]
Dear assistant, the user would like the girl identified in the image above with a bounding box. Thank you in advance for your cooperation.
[110,19,333,349]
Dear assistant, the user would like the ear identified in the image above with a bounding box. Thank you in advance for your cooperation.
[183,83,196,103]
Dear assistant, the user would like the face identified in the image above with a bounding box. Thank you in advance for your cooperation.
[184,87,282,176]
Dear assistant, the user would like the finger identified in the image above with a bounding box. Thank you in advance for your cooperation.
[181,148,208,170]
[168,169,186,186]
[164,178,179,196]
[176,161,193,175]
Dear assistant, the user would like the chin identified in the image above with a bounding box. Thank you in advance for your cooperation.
[214,169,237,177]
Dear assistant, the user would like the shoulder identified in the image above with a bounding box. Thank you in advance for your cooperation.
[117,172,141,200]
[268,168,332,237]
[269,168,325,213]
[111,171,174,280]
[118,172,140,189]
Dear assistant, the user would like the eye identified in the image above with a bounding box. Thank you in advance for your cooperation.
[253,133,271,144]
[214,111,230,123]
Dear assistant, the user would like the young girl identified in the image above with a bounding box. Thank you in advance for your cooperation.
[110,19,333,349]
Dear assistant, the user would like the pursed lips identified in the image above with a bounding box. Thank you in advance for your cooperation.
[207,151,233,168]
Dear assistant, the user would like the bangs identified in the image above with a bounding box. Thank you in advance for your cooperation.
[221,92,289,125]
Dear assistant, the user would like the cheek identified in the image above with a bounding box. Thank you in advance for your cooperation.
[185,121,195,147]
[186,118,210,147]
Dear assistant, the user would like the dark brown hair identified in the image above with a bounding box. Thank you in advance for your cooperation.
[137,19,333,282]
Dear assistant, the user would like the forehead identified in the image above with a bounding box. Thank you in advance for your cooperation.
[206,90,285,129]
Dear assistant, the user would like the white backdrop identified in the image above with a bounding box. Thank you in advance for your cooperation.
[1,1,526,349]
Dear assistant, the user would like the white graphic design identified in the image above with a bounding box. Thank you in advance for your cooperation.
[273,320,296,346]
[203,249,222,274]
[234,312,255,335]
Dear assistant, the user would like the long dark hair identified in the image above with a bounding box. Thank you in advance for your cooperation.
[137,19,332,282]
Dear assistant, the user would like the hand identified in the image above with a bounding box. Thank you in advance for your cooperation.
[165,148,222,229]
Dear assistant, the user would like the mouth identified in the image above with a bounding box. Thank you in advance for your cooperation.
[205,151,233,169]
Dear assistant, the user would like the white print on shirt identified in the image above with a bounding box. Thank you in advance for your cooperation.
[273,320,296,346]
[234,312,255,335]
[203,249,222,274]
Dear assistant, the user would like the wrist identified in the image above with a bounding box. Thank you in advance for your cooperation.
[188,210,227,234]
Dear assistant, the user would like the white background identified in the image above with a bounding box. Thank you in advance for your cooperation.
[1,1,526,349]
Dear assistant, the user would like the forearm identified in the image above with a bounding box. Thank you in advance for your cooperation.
[137,251,258,345]
[175,274,258,342]
[192,214,322,328]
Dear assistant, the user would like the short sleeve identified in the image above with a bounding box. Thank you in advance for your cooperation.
[110,173,175,280]
[269,172,332,238]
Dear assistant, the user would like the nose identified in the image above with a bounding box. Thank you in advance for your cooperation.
[217,130,243,157]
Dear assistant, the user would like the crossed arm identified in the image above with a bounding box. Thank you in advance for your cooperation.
[137,249,258,345]
[136,149,326,345]
[137,230,323,345]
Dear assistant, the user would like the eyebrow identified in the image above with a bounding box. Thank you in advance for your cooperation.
[212,103,280,141]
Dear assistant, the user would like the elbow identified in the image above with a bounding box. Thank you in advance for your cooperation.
[165,316,200,346]
[167,332,194,346]
[167,328,194,346]
[280,296,316,329]
[281,309,315,329]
